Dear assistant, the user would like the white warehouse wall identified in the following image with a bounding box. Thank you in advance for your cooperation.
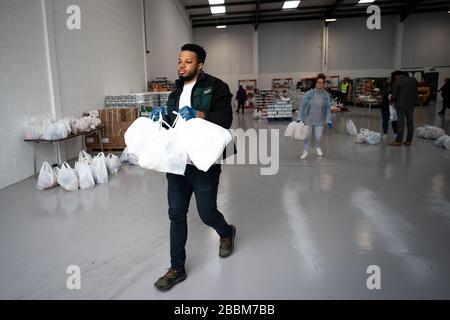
[53,0,146,160]
[145,0,193,81]
[0,0,53,189]
[194,24,256,97]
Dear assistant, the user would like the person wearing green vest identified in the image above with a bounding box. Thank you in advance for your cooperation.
[340,79,350,106]
[153,44,236,292]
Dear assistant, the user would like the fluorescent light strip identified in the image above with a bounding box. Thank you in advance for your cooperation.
[325,18,337,22]
[210,5,226,14]
[216,25,227,29]
[208,0,224,5]
[282,1,301,10]
[358,0,375,3]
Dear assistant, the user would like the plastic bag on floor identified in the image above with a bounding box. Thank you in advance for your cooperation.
[346,119,358,136]
[435,135,450,149]
[181,118,232,172]
[75,161,95,190]
[120,148,139,166]
[294,122,309,141]
[105,153,121,174]
[417,125,446,139]
[78,150,93,165]
[37,161,58,191]
[57,162,79,192]
[365,131,381,145]
[284,121,298,138]
[355,128,369,144]
[92,153,108,184]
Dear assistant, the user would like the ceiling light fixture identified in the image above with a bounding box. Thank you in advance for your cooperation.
[325,18,337,22]
[358,0,376,3]
[210,5,226,15]
[216,25,227,29]
[208,0,225,5]
[282,1,301,10]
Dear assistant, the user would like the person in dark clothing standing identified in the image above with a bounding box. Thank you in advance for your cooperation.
[389,71,420,147]
[235,85,247,114]
[153,44,236,292]
[437,78,450,115]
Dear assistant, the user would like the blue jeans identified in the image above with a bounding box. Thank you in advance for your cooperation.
[303,125,324,151]
[167,164,231,271]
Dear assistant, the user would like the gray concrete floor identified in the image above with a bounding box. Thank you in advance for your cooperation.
[0,103,449,300]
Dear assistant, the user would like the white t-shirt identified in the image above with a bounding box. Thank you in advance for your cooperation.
[179,81,196,165]
[179,82,195,109]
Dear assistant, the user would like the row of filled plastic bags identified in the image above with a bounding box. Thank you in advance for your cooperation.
[124,113,232,175]
[37,151,121,191]
[25,112,102,141]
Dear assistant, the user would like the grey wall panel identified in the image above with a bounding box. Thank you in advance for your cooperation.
[402,12,450,68]
[328,16,395,70]
[194,25,254,75]
[259,20,323,73]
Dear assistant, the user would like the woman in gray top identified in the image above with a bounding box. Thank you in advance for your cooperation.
[296,73,332,159]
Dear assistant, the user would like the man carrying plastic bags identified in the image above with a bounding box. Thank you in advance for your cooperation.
[153,44,236,291]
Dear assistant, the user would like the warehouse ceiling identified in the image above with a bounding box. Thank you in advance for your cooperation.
[183,0,450,28]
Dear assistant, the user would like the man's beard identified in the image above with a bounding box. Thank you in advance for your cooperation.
[179,70,199,82]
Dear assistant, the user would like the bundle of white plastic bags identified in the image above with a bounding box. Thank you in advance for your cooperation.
[354,128,381,145]
[284,121,310,141]
[25,112,102,140]
[416,125,446,140]
[435,135,450,150]
[37,150,120,191]
[124,113,232,175]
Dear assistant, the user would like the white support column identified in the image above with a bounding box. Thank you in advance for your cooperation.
[41,0,62,120]
[253,29,259,85]
[393,16,404,70]
[141,0,148,90]
[322,24,329,75]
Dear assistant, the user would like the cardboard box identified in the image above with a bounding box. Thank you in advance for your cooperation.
[123,107,139,122]
[120,121,133,132]
[99,109,108,123]
[108,108,123,123]
[114,137,126,147]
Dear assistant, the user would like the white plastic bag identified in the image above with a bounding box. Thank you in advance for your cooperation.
[365,131,381,145]
[125,117,160,158]
[435,135,450,149]
[120,147,139,166]
[25,117,44,139]
[105,153,121,174]
[389,105,398,121]
[284,121,298,138]
[78,150,93,165]
[346,119,358,136]
[42,120,70,140]
[182,118,232,172]
[92,153,108,184]
[77,117,91,132]
[416,125,445,139]
[57,162,79,192]
[139,119,187,175]
[37,161,58,191]
[294,122,310,141]
[75,161,95,190]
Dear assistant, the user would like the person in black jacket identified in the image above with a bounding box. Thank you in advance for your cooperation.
[437,78,450,115]
[154,44,236,292]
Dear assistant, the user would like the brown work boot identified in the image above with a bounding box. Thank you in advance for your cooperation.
[219,225,236,258]
[154,268,187,291]
[388,141,402,146]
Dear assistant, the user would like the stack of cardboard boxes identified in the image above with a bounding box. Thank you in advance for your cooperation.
[86,107,139,151]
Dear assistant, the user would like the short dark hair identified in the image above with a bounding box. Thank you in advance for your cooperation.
[181,43,207,64]
[316,73,326,81]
